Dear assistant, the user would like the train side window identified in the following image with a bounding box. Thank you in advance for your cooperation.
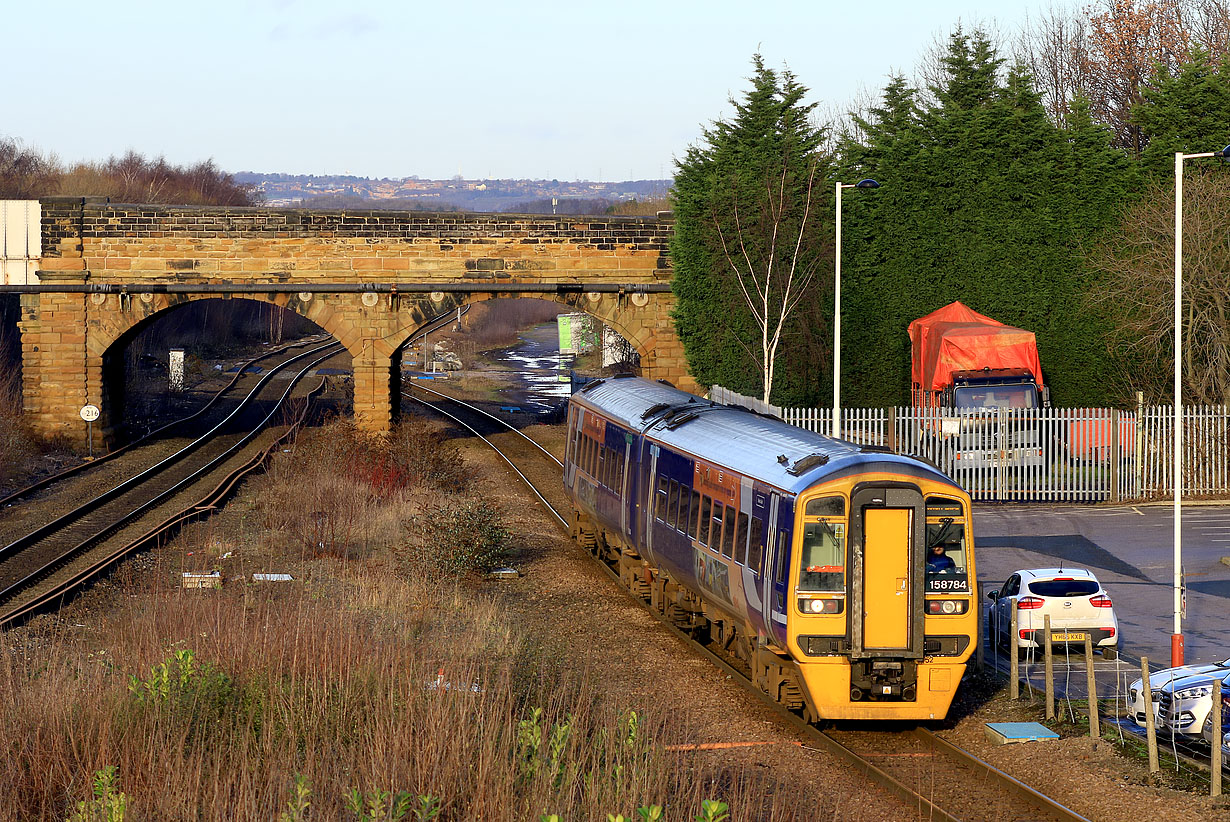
[616,450,626,490]
[688,490,701,539]
[775,531,789,582]
[711,503,725,555]
[598,447,608,487]
[698,496,712,545]
[656,479,668,521]
[679,488,692,536]
[774,530,789,609]
[666,481,680,528]
[749,516,764,574]
[584,437,594,476]
[607,447,617,488]
[734,512,749,565]
[721,504,736,558]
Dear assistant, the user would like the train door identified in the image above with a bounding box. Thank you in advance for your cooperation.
[644,444,660,556]
[759,493,791,646]
[849,484,925,658]
[620,434,634,540]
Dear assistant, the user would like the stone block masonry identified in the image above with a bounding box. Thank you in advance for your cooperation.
[23,200,696,446]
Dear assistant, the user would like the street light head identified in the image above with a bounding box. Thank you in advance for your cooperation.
[855,178,881,189]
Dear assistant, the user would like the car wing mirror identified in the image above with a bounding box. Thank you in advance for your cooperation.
[987,591,999,601]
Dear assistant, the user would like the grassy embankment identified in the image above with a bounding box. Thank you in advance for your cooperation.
[0,418,806,821]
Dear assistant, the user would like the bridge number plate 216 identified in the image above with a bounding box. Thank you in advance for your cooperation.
[80,404,100,422]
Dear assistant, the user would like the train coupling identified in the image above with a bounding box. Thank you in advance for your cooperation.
[849,659,918,702]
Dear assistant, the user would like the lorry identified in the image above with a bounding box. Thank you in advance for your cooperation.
[908,302,1048,473]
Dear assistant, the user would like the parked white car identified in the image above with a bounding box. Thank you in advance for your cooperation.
[1156,668,1230,740]
[1127,657,1230,727]
[986,568,1119,658]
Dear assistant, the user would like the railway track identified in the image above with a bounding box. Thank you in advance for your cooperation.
[0,340,343,626]
[403,382,1093,822]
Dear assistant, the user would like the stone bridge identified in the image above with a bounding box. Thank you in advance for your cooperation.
[4,197,693,445]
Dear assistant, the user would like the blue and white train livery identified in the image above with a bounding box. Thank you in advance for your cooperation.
[562,376,978,721]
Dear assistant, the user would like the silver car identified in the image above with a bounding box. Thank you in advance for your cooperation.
[1200,686,1230,753]
[987,568,1119,658]
[1156,668,1230,740]
[1127,657,1230,727]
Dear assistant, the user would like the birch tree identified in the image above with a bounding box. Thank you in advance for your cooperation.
[671,55,830,404]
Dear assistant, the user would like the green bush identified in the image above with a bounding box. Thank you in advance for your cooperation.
[404,499,510,578]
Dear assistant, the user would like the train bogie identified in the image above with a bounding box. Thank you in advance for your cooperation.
[563,377,978,722]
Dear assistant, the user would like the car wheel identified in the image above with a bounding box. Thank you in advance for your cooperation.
[1102,647,1117,661]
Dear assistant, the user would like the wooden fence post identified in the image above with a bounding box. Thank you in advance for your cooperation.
[1141,656,1160,775]
[1085,635,1099,747]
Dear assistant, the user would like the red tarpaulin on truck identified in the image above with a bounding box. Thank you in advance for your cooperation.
[908,301,1044,392]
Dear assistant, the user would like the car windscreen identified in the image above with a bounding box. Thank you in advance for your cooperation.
[1027,579,1099,597]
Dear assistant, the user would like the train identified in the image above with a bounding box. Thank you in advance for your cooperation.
[561,375,978,721]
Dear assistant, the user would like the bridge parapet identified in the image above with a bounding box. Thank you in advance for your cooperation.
[39,201,673,283]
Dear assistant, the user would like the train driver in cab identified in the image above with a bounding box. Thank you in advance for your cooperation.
[927,542,956,573]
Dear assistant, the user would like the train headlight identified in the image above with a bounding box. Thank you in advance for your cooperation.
[925,599,968,615]
[798,598,843,614]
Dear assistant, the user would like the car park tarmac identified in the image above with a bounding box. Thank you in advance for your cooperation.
[976,503,1230,668]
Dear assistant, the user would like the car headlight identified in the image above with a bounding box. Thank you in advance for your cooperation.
[1175,685,1213,700]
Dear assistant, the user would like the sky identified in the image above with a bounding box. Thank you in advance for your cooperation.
[3,0,1045,182]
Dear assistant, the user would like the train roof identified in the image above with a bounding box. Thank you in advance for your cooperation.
[571,376,959,496]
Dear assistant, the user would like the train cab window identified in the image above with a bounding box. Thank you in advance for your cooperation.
[687,490,701,539]
[698,496,712,545]
[924,497,970,593]
[721,504,736,558]
[711,503,726,555]
[734,512,749,565]
[656,480,668,521]
[748,516,764,574]
[798,519,846,593]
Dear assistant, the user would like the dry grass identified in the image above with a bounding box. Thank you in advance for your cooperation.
[0,418,815,820]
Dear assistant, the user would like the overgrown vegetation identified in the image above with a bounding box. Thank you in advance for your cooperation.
[0,419,816,819]
[0,139,256,204]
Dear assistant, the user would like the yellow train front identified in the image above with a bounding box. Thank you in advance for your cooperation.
[563,377,978,722]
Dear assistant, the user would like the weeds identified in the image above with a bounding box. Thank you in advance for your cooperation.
[66,767,126,822]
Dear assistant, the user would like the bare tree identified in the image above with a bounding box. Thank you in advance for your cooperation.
[715,159,823,404]
[1089,169,1230,404]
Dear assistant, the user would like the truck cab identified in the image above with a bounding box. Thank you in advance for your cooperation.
[947,368,1048,410]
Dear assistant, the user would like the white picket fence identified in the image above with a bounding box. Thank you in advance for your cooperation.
[709,386,1230,503]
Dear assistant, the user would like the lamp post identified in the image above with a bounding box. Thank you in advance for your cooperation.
[1171,146,1230,666]
[833,178,881,439]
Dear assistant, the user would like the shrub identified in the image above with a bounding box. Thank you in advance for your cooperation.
[412,499,510,578]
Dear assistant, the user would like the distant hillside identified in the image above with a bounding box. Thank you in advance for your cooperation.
[234,172,672,214]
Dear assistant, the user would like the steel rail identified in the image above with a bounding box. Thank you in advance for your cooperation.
[0,345,342,605]
[405,382,562,468]
[0,334,331,510]
[404,389,1093,822]
[400,390,566,528]
[0,377,329,628]
[0,340,340,563]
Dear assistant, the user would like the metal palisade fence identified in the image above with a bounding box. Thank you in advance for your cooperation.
[708,386,1230,503]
